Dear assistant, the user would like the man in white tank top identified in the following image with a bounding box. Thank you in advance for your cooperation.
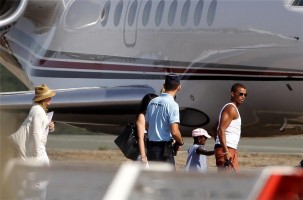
[213,83,247,172]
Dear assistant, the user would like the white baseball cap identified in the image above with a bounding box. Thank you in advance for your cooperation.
[192,128,211,138]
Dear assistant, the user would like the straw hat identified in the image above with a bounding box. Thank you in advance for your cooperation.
[33,84,56,102]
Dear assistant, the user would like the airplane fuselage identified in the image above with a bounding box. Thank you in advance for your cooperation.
[1,0,303,136]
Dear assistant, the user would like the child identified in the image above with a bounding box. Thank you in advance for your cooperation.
[185,128,214,173]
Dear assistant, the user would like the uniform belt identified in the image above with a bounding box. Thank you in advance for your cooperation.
[149,140,172,144]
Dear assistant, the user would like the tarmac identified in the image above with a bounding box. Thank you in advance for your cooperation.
[3,134,303,200]
[46,134,303,154]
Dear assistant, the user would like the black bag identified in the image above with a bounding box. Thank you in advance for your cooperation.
[224,159,236,173]
[114,122,140,160]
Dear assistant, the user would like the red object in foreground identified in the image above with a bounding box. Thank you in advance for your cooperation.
[257,169,303,200]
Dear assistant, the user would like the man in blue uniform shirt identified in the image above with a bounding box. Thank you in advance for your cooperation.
[145,74,184,165]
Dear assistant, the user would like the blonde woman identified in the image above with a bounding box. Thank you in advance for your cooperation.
[28,84,56,166]
[7,84,56,199]
[11,84,57,166]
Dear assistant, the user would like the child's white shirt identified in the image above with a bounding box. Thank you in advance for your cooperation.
[185,144,207,173]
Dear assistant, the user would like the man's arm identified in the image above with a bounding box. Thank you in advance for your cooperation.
[212,120,219,141]
[170,123,183,145]
[136,114,147,161]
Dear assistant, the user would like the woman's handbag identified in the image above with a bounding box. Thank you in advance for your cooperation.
[7,126,28,159]
[7,114,33,160]
[114,122,140,161]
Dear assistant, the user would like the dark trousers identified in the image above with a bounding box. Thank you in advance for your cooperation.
[147,141,175,165]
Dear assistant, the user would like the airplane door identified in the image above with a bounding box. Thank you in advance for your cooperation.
[123,0,141,47]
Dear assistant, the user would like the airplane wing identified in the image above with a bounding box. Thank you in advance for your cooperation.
[0,85,155,134]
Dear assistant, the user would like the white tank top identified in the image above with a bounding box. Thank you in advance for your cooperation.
[215,103,241,149]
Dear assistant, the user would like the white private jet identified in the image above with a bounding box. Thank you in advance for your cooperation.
[0,0,303,137]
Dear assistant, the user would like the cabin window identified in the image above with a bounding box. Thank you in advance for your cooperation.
[128,0,138,27]
[207,0,217,26]
[181,0,190,26]
[194,0,204,26]
[114,0,123,26]
[168,0,177,26]
[101,1,111,26]
[65,1,100,29]
[142,0,152,26]
[155,0,165,26]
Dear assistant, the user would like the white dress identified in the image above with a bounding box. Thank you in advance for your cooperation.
[25,104,51,166]
[10,104,52,199]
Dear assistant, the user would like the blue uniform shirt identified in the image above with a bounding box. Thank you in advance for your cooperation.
[146,93,180,142]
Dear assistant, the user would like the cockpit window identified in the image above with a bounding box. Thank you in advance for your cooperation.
[292,0,303,6]
[64,1,100,29]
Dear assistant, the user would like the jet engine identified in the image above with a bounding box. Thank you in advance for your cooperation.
[0,0,28,34]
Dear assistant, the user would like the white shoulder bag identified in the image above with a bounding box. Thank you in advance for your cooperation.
[7,115,33,160]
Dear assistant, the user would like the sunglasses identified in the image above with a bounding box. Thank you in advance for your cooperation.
[236,92,247,97]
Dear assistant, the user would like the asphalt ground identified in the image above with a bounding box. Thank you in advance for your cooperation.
[3,134,302,200]
[47,134,303,154]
